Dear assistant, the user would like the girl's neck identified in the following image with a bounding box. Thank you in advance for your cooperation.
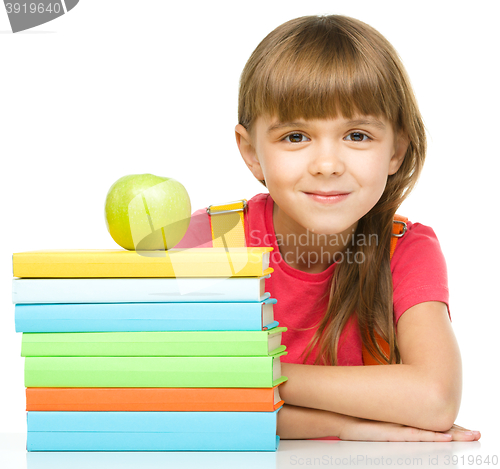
[272,203,357,274]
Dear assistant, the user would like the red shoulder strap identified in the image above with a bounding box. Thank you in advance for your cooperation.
[362,215,408,366]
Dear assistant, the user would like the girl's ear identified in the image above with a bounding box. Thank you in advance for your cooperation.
[388,132,410,175]
[235,124,265,181]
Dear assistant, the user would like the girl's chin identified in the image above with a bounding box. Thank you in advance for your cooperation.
[302,223,356,237]
[300,216,358,236]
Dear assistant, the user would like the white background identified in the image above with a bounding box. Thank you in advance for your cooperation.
[1,0,499,446]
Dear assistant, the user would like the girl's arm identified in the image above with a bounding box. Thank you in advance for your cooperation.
[278,404,479,441]
[277,404,348,439]
[279,301,463,432]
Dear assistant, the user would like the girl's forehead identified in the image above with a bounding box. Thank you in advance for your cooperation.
[256,114,391,131]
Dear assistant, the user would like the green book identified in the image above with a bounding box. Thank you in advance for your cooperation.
[24,351,287,388]
[21,328,287,357]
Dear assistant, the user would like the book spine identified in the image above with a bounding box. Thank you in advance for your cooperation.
[27,431,280,452]
[15,301,274,332]
[24,356,282,388]
[13,248,272,278]
[27,410,281,451]
[21,330,286,357]
[13,278,270,304]
[25,387,284,412]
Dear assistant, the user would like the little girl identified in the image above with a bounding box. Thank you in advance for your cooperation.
[179,14,480,441]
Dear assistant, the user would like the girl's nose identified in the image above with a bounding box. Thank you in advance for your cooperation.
[308,144,346,176]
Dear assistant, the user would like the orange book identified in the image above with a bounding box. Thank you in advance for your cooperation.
[26,386,284,412]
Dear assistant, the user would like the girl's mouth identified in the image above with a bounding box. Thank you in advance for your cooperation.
[304,192,350,204]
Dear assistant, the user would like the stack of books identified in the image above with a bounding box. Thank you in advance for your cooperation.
[12,247,287,451]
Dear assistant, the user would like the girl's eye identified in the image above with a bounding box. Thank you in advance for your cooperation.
[283,133,309,143]
[345,132,370,142]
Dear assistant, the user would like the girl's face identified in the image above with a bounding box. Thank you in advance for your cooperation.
[236,115,408,236]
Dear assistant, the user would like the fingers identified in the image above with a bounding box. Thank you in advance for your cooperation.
[396,424,481,442]
[396,427,453,442]
[362,423,454,442]
[446,426,481,441]
[340,418,481,442]
[392,426,480,442]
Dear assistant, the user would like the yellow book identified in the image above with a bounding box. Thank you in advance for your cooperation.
[13,247,273,278]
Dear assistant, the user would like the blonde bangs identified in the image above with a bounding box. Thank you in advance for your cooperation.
[239,16,404,131]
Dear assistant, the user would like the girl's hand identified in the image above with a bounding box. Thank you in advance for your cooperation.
[339,416,481,442]
[445,424,482,441]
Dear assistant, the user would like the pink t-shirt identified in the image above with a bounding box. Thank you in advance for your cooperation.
[177,193,450,366]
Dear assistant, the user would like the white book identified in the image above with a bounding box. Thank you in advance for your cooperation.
[12,276,270,304]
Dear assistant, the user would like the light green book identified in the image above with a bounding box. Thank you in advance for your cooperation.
[24,351,287,388]
[21,328,287,357]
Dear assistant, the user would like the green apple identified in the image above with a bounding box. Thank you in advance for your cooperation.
[105,174,191,250]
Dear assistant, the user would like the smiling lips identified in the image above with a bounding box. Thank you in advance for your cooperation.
[306,191,348,196]
[304,191,350,204]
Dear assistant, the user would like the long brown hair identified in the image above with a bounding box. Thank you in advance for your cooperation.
[238,15,426,365]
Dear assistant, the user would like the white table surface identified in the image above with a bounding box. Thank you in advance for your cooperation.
[1,432,495,469]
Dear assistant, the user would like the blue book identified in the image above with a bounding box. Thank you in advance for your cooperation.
[26,450,278,468]
[15,299,278,332]
[27,410,282,451]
